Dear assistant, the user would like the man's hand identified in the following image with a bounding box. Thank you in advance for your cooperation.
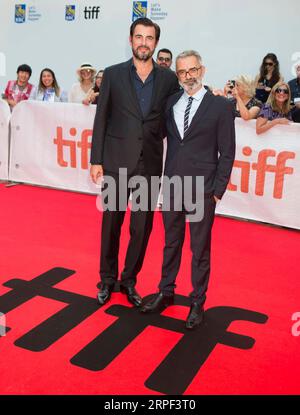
[90,164,104,184]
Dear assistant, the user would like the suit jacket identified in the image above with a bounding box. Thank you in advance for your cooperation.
[164,90,236,199]
[90,58,179,176]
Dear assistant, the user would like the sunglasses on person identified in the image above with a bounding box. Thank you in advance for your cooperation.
[158,56,171,63]
[265,62,274,66]
[275,87,289,94]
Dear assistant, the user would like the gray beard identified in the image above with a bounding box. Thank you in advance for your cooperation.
[179,78,202,93]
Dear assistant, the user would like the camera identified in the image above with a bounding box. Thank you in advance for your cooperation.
[228,80,235,89]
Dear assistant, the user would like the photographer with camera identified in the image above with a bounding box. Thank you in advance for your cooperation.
[224,76,262,120]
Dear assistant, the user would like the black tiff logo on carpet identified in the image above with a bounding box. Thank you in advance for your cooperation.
[0,267,268,395]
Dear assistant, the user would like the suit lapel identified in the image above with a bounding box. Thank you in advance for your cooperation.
[183,91,214,139]
[169,90,184,141]
[148,63,164,110]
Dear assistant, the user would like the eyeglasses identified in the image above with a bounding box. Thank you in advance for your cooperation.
[275,88,289,94]
[81,69,92,74]
[176,67,202,78]
[158,56,171,63]
[265,62,274,66]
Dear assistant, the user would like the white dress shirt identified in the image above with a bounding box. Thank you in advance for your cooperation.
[173,86,207,139]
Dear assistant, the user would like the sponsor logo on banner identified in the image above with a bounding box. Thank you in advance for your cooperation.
[15,4,26,23]
[150,2,168,21]
[65,5,76,21]
[132,1,148,21]
[83,5,101,19]
[28,5,42,22]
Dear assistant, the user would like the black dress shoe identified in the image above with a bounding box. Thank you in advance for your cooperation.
[97,283,114,306]
[120,286,142,307]
[185,303,204,330]
[140,292,174,314]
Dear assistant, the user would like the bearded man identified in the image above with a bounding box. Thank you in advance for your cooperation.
[90,18,179,307]
[141,50,236,330]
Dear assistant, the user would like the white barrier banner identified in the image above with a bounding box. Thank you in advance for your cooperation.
[0,99,11,180]
[216,118,300,229]
[9,100,98,193]
[8,102,300,229]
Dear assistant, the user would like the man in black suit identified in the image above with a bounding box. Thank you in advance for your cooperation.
[141,50,236,329]
[90,18,179,307]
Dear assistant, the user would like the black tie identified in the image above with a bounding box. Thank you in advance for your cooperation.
[183,96,193,136]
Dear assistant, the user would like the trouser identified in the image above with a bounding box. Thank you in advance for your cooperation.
[100,158,159,288]
[159,195,216,305]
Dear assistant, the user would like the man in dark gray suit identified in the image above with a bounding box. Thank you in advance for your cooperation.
[141,50,236,329]
[90,18,179,307]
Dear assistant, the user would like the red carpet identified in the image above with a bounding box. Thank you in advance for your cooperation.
[0,183,299,394]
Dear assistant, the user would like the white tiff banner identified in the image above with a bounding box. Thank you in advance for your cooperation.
[216,118,300,230]
[8,101,300,229]
[9,100,98,193]
[0,99,11,180]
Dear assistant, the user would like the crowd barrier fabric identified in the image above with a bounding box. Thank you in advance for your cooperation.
[9,100,98,193]
[216,118,300,230]
[0,99,11,180]
[8,101,300,229]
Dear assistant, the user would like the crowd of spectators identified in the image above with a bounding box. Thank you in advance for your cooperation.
[2,51,300,133]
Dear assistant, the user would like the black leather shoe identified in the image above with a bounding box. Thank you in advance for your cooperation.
[120,286,142,307]
[140,292,174,313]
[97,283,114,306]
[185,303,204,330]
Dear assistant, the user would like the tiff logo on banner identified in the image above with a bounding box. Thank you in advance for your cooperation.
[83,6,100,19]
[228,146,296,199]
[80,0,101,20]
[54,126,92,170]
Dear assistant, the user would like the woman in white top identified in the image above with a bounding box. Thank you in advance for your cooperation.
[68,63,96,104]
[30,68,67,102]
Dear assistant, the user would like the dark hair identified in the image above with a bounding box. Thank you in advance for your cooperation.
[258,53,280,85]
[130,17,160,41]
[157,48,173,59]
[17,64,32,77]
[38,68,60,97]
[93,70,104,93]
